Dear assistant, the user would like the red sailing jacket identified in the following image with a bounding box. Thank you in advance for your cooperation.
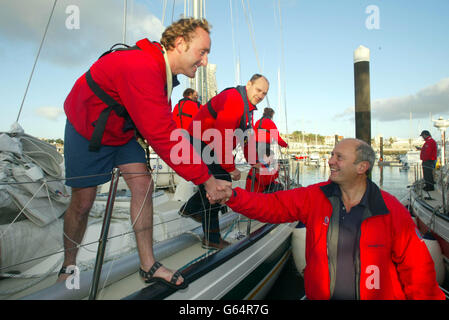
[172,98,201,130]
[227,180,445,300]
[188,87,257,173]
[64,39,210,185]
[254,117,288,147]
[245,167,279,193]
[420,136,437,161]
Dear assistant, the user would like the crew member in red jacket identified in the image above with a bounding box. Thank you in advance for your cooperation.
[245,160,281,193]
[254,107,288,149]
[245,107,288,193]
[418,130,437,191]
[172,88,200,130]
[180,74,269,250]
[223,138,445,300]
[61,18,231,289]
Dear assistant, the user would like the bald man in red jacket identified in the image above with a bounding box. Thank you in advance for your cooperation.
[224,139,445,300]
[181,74,269,250]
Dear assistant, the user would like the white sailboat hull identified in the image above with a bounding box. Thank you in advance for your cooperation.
[408,187,449,283]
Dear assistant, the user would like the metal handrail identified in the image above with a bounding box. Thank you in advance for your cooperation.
[246,167,257,236]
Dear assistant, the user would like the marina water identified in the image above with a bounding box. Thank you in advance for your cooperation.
[292,161,415,201]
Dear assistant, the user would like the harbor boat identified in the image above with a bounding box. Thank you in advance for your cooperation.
[0,0,296,300]
[400,150,421,165]
[405,169,449,286]
[291,222,306,278]
[405,118,449,286]
[0,129,294,300]
[294,154,308,161]
[399,162,410,172]
[308,153,320,166]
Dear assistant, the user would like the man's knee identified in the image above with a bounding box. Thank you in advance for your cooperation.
[130,177,154,199]
[68,187,97,216]
[68,198,94,217]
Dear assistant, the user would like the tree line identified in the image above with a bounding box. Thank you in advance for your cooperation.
[287,131,326,145]
[43,138,64,145]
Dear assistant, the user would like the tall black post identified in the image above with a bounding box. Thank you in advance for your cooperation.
[354,46,371,145]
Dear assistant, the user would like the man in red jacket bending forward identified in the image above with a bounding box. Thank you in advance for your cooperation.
[181,74,269,250]
[61,18,231,289]
[223,138,445,300]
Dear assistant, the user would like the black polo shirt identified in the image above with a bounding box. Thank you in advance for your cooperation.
[331,182,370,300]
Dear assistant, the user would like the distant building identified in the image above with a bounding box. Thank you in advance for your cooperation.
[391,140,410,149]
[190,63,217,103]
[390,137,422,149]
[373,135,383,146]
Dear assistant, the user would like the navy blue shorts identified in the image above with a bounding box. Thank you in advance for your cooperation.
[64,120,146,188]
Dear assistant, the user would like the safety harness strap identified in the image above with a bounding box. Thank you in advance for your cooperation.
[85,69,133,151]
[206,86,253,131]
[85,44,140,152]
[178,98,200,128]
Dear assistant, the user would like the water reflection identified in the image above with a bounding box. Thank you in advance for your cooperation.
[290,160,418,202]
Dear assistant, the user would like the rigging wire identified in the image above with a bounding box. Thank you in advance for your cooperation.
[171,0,176,23]
[16,0,57,123]
[239,0,270,107]
[229,0,241,86]
[240,0,261,73]
[277,0,290,143]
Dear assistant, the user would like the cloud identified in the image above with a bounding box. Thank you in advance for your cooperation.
[34,106,64,121]
[372,78,449,121]
[334,107,354,120]
[334,78,449,122]
[0,0,165,67]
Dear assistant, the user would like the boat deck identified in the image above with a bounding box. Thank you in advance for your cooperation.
[97,218,264,300]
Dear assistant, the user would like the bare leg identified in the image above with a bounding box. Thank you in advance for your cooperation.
[58,186,97,282]
[119,163,184,285]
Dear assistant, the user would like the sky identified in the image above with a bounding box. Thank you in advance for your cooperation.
[0,0,448,141]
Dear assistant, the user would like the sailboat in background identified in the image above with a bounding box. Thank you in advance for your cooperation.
[404,117,449,287]
[0,0,295,300]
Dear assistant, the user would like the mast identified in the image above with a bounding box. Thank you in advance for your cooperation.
[190,0,208,104]
[433,117,449,166]
[122,0,127,43]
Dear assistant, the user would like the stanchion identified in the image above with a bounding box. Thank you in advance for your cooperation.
[88,167,121,300]
[246,167,256,236]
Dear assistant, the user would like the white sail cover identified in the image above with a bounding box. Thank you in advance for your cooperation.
[0,123,70,227]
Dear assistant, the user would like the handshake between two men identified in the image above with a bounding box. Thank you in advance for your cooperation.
[203,174,236,205]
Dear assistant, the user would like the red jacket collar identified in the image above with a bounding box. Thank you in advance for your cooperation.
[320,179,389,217]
